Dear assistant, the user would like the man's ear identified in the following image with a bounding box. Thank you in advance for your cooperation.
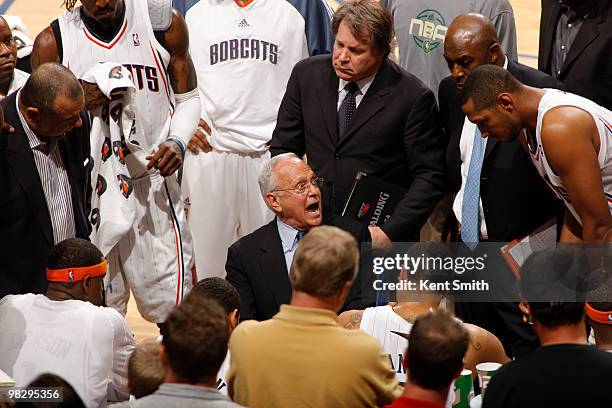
[336,280,353,310]
[81,275,93,295]
[265,192,282,213]
[488,42,502,64]
[159,344,170,370]
[496,93,514,112]
[24,106,41,124]
[228,309,240,330]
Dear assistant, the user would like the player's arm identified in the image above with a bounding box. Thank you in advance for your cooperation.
[541,108,612,243]
[146,9,200,176]
[464,323,509,375]
[31,26,60,68]
[559,210,584,242]
[32,26,111,111]
[337,309,364,330]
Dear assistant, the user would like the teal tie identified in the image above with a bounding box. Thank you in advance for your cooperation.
[461,128,484,250]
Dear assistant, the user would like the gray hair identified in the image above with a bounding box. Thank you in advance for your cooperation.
[258,153,301,201]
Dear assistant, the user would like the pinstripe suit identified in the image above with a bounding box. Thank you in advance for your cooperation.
[0,91,92,298]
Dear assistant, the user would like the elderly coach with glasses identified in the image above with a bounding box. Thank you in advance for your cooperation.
[225,153,326,321]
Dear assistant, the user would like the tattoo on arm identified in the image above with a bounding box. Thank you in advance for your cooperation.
[344,312,363,329]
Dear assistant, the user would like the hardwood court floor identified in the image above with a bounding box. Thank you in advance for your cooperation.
[8,0,540,340]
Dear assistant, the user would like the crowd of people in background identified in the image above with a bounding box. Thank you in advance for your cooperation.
[0,0,611,406]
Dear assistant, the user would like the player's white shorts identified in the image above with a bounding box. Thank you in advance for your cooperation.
[182,149,274,279]
[104,173,194,323]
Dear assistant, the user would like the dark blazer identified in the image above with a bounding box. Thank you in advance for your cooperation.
[440,59,563,242]
[225,219,291,321]
[271,55,446,241]
[0,91,91,298]
[539,0,612,109]
[225,218,370,321]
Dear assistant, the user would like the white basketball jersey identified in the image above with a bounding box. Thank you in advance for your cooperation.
[58,0,172,149]
[0,294,136,408]
[360,305,412,383]
[185,0,309,153]
[530,89,612,225]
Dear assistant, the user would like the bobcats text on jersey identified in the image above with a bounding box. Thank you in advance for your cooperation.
[210,38,279,65]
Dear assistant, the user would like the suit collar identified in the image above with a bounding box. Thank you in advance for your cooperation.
[560,3,609,76]
[258,218,293,306]
[540,1,563,73]
[336,60,392,146]
[317,65,340,145]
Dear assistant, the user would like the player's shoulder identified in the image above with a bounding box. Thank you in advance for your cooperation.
[337,309,365,329]
[229,319,270,347]
[0,293,38,308]
[148,0,173,31]
[88,304,130,328]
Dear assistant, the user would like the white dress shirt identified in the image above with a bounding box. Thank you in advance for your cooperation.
[453,58,508,240]
[337,73,377,110]
[17,90,76,244]
[276,217,303,273]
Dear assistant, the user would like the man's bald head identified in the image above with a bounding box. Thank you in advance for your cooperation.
[19,62,84,138]
[443,13,505,89]
[21,62,83,112]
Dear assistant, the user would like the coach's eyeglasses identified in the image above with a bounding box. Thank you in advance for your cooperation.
[272,177,325,195]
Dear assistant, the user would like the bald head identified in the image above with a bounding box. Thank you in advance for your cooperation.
[19,62,84,138]
[21,62,83,112]
[443,13,505,89]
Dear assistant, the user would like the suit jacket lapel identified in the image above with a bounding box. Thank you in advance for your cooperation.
[540,1,562,72]
[560,13,606,77]
[5,96,54,246]
[258,220,292,307]
[59,137,86,236]
[337,63,389,146]
[318,66,340,146]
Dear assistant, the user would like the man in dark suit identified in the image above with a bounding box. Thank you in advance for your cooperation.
[0,62,91,298]
[440,13,563,358]
[539,0,612,109]
[270,0,445,244]
[225,154,324,321]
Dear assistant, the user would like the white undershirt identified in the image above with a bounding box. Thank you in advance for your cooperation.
[453,58,508,240]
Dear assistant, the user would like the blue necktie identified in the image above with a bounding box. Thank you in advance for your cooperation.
[337,82,359,140]
[462,128,484,250]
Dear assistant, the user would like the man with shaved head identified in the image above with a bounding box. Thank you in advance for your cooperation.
[0,62,91,298]
[439,13,564,358]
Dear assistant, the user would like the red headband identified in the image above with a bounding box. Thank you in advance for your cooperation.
[46,260,108,283]
[586,303,612,325]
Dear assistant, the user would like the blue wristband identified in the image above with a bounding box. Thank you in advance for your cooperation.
[166,136,186,157]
